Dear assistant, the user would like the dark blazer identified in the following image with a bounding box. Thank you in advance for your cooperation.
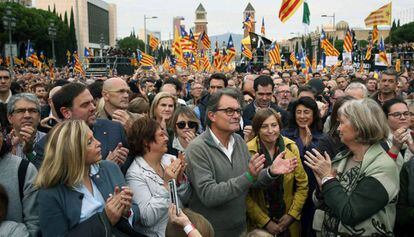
[33,119,128,170]
[242,101,289,127]
[38,160,143,237]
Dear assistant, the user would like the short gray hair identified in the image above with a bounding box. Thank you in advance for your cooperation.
[205,88,243,127]
[345,82,368,98]
[7,93,41,115]
[338,98,389,145]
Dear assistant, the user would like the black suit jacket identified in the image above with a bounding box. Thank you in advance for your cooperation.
[33,119,128,170]
[242,101,289,127]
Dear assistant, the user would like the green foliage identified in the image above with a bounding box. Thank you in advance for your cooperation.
[335,39,344,53]
[118,36,145,52]
[0,2,73,66]
[68,7,77,52]
[358,40,369,49]
[386,22,414,45]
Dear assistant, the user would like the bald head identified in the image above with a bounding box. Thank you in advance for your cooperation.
[102,77,130,111]
[103,77,128,91]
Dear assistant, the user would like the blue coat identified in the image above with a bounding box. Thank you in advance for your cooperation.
[33,119,128,169]
[38,160,142,237]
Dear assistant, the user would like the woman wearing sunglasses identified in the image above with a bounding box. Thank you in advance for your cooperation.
[167,106,200,156]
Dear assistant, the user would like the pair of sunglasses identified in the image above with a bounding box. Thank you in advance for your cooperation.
[176,121,198,129]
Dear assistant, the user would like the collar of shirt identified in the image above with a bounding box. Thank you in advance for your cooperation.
[253,101,271,112]
[0,90,12,103]
[208,128,235,161]
[172,136,185,152]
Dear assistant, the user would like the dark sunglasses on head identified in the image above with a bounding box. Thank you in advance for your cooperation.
[176,121,198,130]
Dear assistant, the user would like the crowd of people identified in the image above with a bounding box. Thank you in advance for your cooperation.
[1,63,414,237]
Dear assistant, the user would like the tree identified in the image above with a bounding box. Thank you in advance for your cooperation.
[386,21,414,45]
[397,19,401,27]
[334,39,344,54]
[306,36,312,60]
[118,36,145,52]
[64,11,68,26]
[68,7,77,51]
[301,36,305,49]
[52,4,56,15]
[391,19,397,32]
[0,2,72,66]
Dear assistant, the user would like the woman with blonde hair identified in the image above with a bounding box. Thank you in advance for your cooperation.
[150,92,177,128]
[36,120,143,237]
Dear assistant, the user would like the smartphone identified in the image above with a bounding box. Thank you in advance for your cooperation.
[168,179,180,215]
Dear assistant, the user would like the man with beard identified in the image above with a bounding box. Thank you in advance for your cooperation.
[371,69,401,105]
[33,83,129,169]
[7,93,45,163]
[275,83,292,111]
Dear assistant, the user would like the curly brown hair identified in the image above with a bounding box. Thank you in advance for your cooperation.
[128,116,161,156]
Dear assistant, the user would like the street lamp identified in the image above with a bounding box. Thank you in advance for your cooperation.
[321,13,336,46]
[3,6,16,77]
[48,21,57,65]
[99,33,105,59]
[144,15,158,53]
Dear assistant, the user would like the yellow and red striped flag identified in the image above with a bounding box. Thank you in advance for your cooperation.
[269,42,281,65]
[290,52,297,65]
[343,29,353,53]
[279,0,304,23]
[149,34,159,51]
[365,44,372,60]
[378,36,388,66]
[172,26,183,60]
[73,52,85,76]
[261,17,265,35]
[322,40,340,56]
[137,50,155,67]
[200,31,211,49]
[242,44,252,60]
[225,35,236,64]
[372,25,379,44]
[364,3,392,27]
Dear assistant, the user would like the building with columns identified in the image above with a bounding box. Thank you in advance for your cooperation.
[35,0,117,58]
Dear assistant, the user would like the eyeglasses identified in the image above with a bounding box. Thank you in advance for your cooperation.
[215,108,243,116]
[105,89,131,94]
[0,76,10,81]
[388,111,410,118]
[12,108,39,115]
[176,121,198,130]
[276,90,291,95]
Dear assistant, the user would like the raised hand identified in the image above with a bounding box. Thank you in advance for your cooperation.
[106,143,129,165]
[304,149,333,186]
[248,153,266,179]
[303,125,313,147]
[164,158,182,183]
[269,151,298,175]
[243,125,254,142]
[176,152,187,183]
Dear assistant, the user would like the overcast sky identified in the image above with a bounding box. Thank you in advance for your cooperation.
[106,0,413,41]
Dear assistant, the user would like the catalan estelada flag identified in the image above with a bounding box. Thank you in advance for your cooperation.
[243,13,254,32]
[200,31,211,49]
[241,44,252,60]
[343,28,353,53]
[268,41,281,65]
[279,0,304,23]
[149,34,159,51]
[364,2,392,27]
[172,26,183,60]
[378,36,388,65]
[320,30,340,57]
[225,35,236,64]
[137,50,155,67]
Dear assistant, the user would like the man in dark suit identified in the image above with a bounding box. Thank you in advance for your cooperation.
[242,75,289,141]
[33,83,129,169]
